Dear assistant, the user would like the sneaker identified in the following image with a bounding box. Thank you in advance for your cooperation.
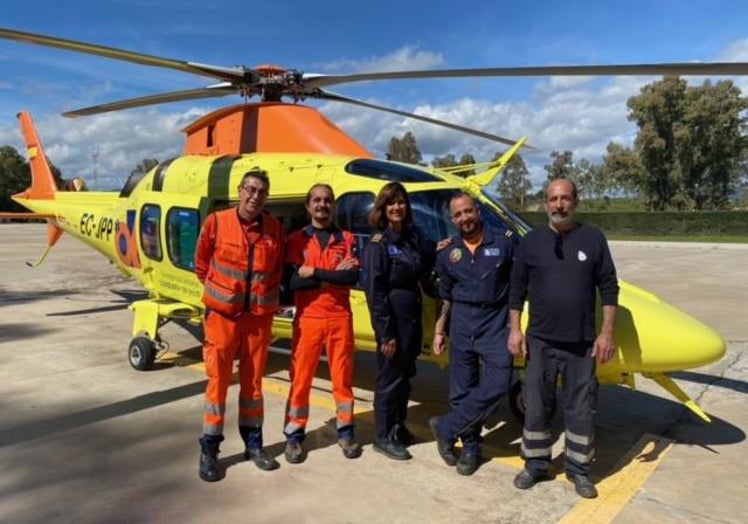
[513,468,548,490]
[338,438,362,459]
[567,473,598,499]
[284,441,306,464]
[244,447,280,471]
[428,417,458,466]
[372,439,412,461]
[455,451,480,476]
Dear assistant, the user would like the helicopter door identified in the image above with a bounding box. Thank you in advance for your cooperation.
[135,192,205,300]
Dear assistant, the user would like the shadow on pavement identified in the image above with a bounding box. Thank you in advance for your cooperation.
[0,379,208,448]
[672,370,748,394]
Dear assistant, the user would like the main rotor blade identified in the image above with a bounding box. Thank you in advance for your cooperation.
[316,90,528,148]
[63,84,236,117]
[0,27,249,82]
[306,62,748,89]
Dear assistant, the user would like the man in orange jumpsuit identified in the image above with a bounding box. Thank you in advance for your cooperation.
[195,169,285,482]
[282,183,362,463]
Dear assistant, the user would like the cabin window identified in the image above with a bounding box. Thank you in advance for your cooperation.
[265,201,310,236]
[167,208,200,272]
[140,204,163,261]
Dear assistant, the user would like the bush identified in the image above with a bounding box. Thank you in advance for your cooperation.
[518,211,748,236]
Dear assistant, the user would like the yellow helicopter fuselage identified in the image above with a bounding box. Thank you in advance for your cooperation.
[10,105,726,422]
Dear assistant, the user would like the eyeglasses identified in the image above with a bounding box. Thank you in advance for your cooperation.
[240,185,268,197]
[554,234,564,260]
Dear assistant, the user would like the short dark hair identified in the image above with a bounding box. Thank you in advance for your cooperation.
[239,169,270,191]
[449,191,475,207]
[369,181,413,229]
[305,183,335,205]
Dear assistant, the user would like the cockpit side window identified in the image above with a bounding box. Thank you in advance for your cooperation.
[336,192,376,288]
[140,204,163,261]
[166,208,200,272]
[336,191,376,251]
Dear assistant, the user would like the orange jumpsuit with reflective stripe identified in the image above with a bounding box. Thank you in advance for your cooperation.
[284,226,357,439]
[195,208,284,438]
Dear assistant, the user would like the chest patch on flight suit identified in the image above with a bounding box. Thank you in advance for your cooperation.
[387,244,402,256]
[483,247,501,257]
[449,247,462,263]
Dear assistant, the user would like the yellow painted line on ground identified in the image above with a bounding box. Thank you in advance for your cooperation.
[491,454,528,470]
[558,433,673,524]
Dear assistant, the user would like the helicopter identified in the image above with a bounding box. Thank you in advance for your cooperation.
[0,27,737,423]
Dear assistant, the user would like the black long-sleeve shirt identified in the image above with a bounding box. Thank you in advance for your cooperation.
[509,224,619,343]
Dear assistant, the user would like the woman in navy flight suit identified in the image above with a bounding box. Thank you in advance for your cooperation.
[364,182,435,461]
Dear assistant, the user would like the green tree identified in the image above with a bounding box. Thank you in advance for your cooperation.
[544,150,579,183]
[457,153,476,177]
[1,146,65,212]
[431,153,458,169]
[432,153,476,177]
[496,153,531,211]
[628,76,748,210]
[601,142,646,198]
[0,146,30,212]
[387,132,422,165]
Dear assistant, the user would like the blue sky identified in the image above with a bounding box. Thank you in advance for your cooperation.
[1,0,747,189]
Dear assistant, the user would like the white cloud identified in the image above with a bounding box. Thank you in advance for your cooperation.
[320,73,645,188]
[717,38,748,61]
[1,108,206,189]
[318,46,444,73]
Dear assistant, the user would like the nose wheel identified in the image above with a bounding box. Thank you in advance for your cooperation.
[128,336,155,370]
[128,335,169,370]
[128,298,201,371]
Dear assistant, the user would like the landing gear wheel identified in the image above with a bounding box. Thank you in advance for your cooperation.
[128,336,156,371]
[508,380,557,423]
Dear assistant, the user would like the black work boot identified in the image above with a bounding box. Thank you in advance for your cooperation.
[456,451,481,476]
[245,447,280,470]
[373,439,412,461]
[567,473,598,498]
[393,423,415,447]
[198,436,223,482]
[429,417,458,466]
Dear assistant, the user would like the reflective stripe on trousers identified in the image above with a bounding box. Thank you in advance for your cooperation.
[522,335,598,476]
[284,315,355,437]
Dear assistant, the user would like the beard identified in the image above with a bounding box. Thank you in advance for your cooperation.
[548,211,574,228]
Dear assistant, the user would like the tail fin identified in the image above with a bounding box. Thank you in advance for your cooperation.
[466,136,529,189]
[15,111,57,200]
[6,112,65,267]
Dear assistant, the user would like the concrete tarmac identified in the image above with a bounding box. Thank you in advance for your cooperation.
[0,224,746,524]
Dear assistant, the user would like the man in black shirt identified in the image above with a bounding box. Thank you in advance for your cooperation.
[508,178,618,499]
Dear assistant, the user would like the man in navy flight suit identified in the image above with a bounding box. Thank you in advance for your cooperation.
[430,192,514,476]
